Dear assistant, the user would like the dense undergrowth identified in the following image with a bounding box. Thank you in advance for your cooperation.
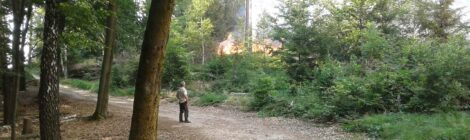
[343,112,470,139]
[191,30,470,139]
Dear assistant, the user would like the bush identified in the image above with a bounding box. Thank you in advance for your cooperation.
[199,53,288,95]
[292,34,470,120]
[111,87,134,96]
[162,45,190,89]
[194,93,228,106]
[62,79,99,92]
[249,76,276,111]
[343,112,470,139]
[111,57,139,88]
[403,38,470,111]
[224,95,252,110]
[62,78,134,96]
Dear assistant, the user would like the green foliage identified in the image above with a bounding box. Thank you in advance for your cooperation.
[203,54,288,93]
[250,26,470,122]
[110,87,134,96]
[162,43,191,89]
[62,78,134,96]
[61,0,107,62]
[115,0,145,53]
[195,92,227,106]
[62,79,99,93]
[270,0,339,81]
[415,0,467,40]
[343,112,470,139]
[224,95,252,110]
[111,56,139,88]
[250,77,275,111]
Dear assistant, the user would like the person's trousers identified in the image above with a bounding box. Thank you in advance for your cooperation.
[179,101,189,121]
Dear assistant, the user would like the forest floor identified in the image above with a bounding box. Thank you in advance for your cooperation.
[0,83,364,140]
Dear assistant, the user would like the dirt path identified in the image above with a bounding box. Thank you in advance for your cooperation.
[56,85,363,140]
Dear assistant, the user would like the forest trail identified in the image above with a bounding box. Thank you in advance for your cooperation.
[55,84,363,140]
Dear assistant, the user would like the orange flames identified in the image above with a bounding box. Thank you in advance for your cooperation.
[216,33,282,56]
[251,39,282,55]
[216,33,243,56]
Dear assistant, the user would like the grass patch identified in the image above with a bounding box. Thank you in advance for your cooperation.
[343,112,470,139]
[62,79,135,96]
[111,87,134,96]
[224,95,252,106]
[62,79,99,92]
[194,93,227,106]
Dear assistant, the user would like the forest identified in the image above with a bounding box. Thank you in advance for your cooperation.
[0,0,469,139]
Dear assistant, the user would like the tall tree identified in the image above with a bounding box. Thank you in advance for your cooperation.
[183,0,214,64]
[38,0,62,139]
[19,0,33,91]
[92,0,117,120]
[244,0,251,52]
[9,0,25,138]
[128,0,175,139]
[0,0,11,125]
[57,0,67,79]
[415,0,466,41]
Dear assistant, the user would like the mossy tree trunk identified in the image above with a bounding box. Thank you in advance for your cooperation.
[128,0,175,139]
[92,0,117,120]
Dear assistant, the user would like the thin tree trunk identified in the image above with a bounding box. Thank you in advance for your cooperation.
[128,0,175,139]
[27,29,34,64]
[19,2,33,91]
[0,43,11,125]
[92,0,117,120]
[244,0,251,52]
[56,0,66,78]
[0,4,11,124]
[62,46,68,78]
[38,0,61,139]
[201,18,205,64]
[10,0,25,139]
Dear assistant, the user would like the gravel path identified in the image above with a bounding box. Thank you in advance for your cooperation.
[57,84,364,140]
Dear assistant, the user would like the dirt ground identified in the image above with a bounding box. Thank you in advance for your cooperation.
[0,84,364,140]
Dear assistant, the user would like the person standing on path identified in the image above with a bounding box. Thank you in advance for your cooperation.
[177,81,191,123]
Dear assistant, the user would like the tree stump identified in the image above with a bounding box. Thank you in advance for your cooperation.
[22,118,32,135]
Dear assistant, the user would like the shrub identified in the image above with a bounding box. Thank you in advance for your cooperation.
[111,87,134,96]
[343,112,470,139]
[194,93,228,106]
[111,57,138,88]
[162,45,190,89]
[224,95,252,110]
[62,79,99,92]
[249,77,275,111]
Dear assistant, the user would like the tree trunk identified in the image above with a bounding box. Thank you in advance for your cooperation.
[38,0,61,139]
[92,0,117,120]
[62,46,68,78]
[201,18,205,65]
[0,43,11,125]
[57,0,66,78]
[10,0,25,139]
[27,29,34,64]
[19,2,33,91]
[128,0,175,139]
[244,0,251,52]
[0,5,11,124]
